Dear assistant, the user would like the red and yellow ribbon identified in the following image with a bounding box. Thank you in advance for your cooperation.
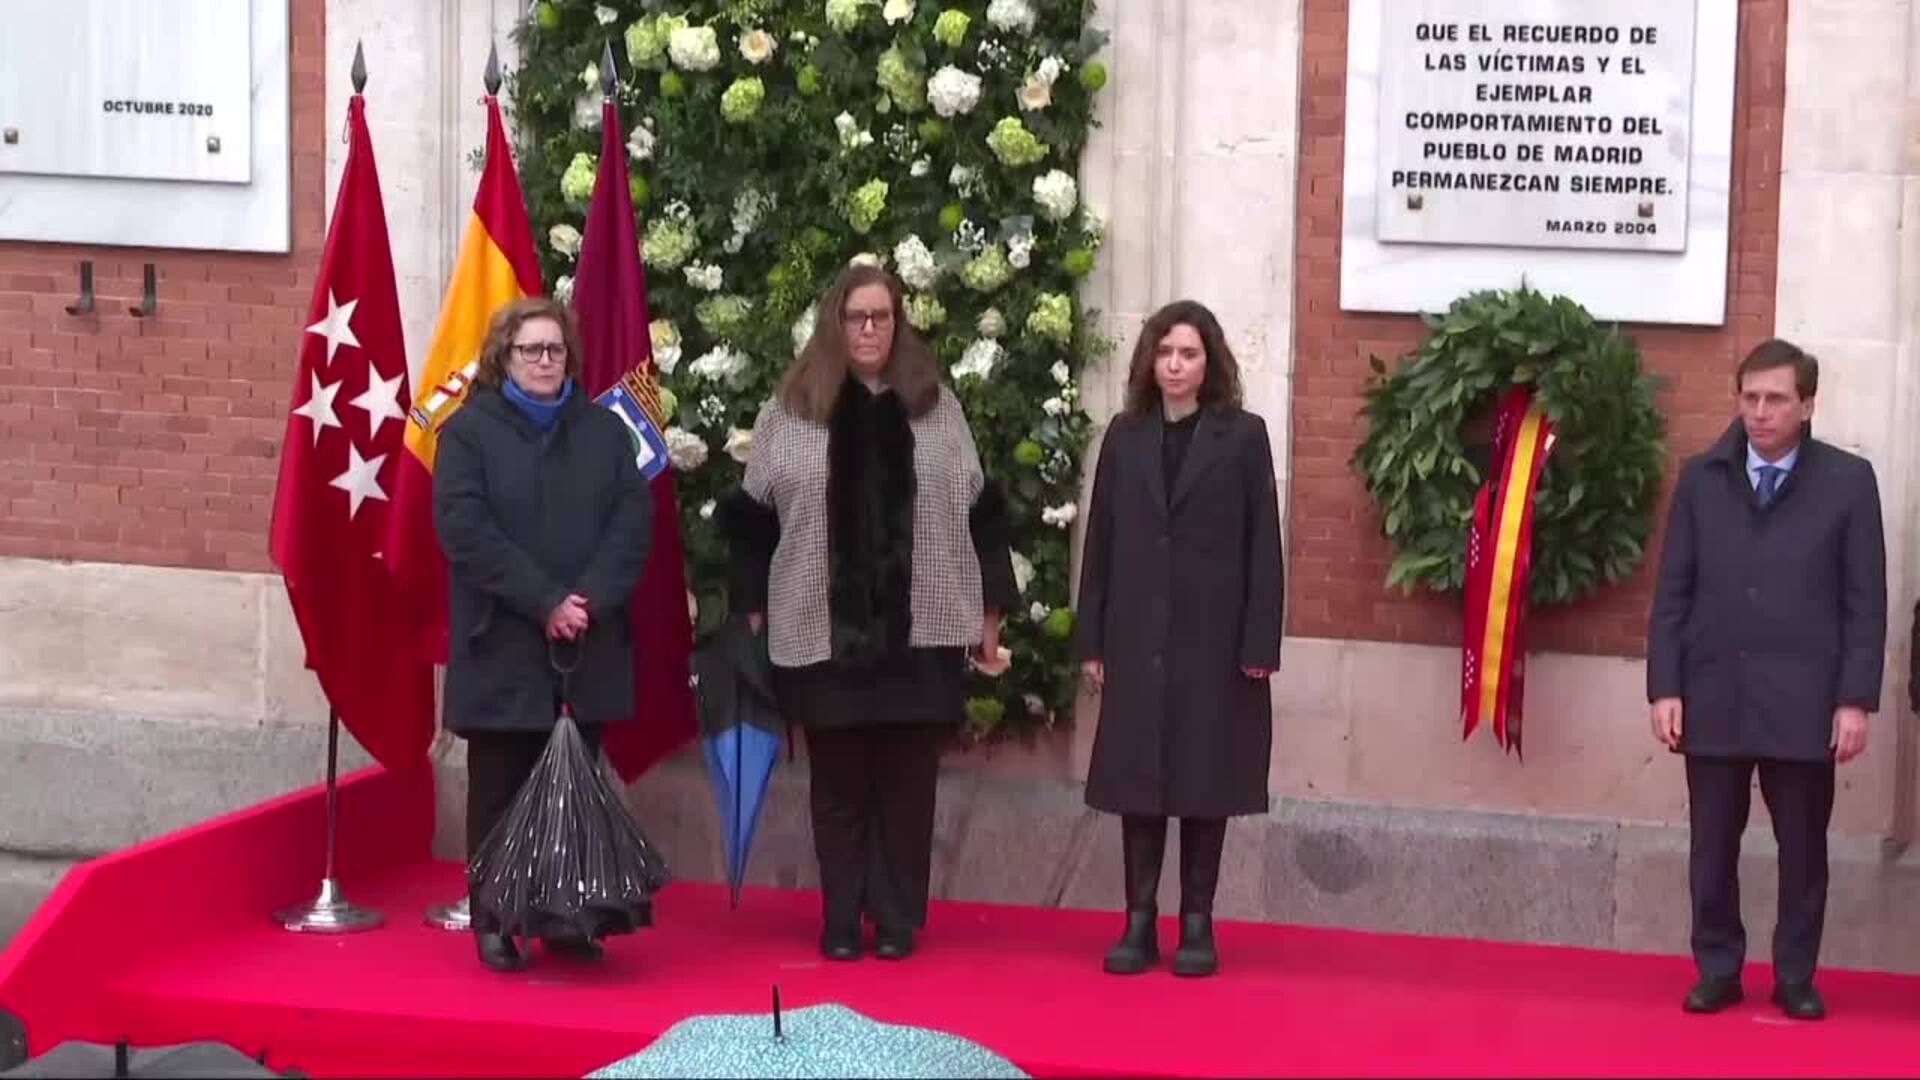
[1461,386,1557,757]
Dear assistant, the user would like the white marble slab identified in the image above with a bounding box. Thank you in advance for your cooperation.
[1340,0,1738,325]
[0,0,290,253]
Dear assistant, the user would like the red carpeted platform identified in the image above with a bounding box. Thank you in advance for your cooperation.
[2,764,1917,1078]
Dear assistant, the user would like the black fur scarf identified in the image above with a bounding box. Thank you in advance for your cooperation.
[826,380,916,668]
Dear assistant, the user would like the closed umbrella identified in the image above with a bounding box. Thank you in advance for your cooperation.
[691,617,783,909]
[468,647,671,942]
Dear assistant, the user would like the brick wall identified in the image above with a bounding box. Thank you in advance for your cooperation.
[0,0,326,573]
[1290,0,1788,656]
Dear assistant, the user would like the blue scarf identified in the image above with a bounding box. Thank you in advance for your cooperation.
[502,377,574,432]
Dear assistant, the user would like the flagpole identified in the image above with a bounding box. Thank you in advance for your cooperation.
[426,39,506,935]
[274,709,385,933]
[273,42,385,935]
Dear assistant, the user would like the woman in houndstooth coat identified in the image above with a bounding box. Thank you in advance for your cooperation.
[718,265,1016,962]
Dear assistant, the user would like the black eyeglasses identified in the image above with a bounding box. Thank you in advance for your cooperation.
[842,309,894,332]
[512,342,569,364]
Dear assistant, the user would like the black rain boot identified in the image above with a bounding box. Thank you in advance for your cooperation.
[1173,817,1226,977]
[1103,815,1167,975]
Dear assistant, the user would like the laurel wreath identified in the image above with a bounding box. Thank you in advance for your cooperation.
[1351,287,1668,607]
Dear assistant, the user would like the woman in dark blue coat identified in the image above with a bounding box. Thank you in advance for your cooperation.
[433,297,653,972]
[1076,300,1284,978]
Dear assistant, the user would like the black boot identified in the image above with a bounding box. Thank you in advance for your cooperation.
[475,931,526,972]
[1103,815,1167,975]
[1173,818,1226,977]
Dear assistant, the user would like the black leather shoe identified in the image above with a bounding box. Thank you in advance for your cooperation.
[820,931,862,961]
[476,932,526,973]
[1102,910,1159,975]
[542,933,604,961]
[1172,912,1218,977]
[874,929,915,961]
[1682,975,1743,1013]
[1772,981,1826,1020]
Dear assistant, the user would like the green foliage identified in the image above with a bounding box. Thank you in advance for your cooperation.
[1350,286,1667,607]
[511,0,1110,741]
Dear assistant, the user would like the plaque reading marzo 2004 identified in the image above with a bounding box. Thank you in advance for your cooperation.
[1375,0,1697,253]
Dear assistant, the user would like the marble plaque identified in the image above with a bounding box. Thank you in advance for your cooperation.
[1375,0,1697,253]
[1341,0,1738,326]
[0,0,253,184]
[0,0,290,252]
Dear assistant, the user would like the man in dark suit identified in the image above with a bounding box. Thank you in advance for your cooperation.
[1647,338,1886,1021]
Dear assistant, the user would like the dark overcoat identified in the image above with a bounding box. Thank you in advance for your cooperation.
[434,385,653,735]
[1647,421,1886,762]
[1075,405,1284,818]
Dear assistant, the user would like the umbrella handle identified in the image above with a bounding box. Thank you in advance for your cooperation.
[549,638,583,715]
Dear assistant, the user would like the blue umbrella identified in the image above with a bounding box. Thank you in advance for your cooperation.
[691,617,782,908]
[588,998,1028,1079]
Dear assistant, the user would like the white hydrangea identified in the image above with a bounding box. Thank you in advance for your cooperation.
[553,275,575,304]
[1050,360,1070,385]
[626,121,656,162]
[668,26,722,71]
[1037,55,1066,84]
[892,234,940,290]
[595,4,618,25]
[835,111,875,151]
[910,157,932,178]
[684,262,724,291]
[977,308,1006,338]
[650,319,683,374]
[690,345,751,385]
[848,252,885,268]
[1010,551,1034,594]
[883,0,914,24]
[986,0,1036,34]
[950,164,981,197]
[1030,601,1050,623]
[732,187,774,238]
[1033,170,1078,221]
[700,500,717,520]
[580,62,602,91]
[927,66,983,118]
[724,426,755,464]
[664,427,709,471]
[1042,396,1068,417]
[791,307,818,357]
[1041,502,1078,528]
[952,339,1002,380]
[547,223,583,259]
[572,92,601,131]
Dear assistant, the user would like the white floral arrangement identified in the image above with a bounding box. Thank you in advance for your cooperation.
[520,0,1112,738]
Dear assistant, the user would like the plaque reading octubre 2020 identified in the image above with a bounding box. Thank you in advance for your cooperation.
[1375,0,1697,253]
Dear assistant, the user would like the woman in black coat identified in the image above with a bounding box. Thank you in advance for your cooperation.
[1076,299,1284,978]
[433,297,653,972]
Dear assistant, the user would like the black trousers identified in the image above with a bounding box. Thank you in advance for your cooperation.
[465,724,603,934]
[805,724,946,937]
[1686,755,1836,985]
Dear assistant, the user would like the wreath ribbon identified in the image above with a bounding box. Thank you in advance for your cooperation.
[1461,385,1557,757]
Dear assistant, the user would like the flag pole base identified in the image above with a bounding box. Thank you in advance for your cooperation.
[274,878,385,934]
[424,896,472,932]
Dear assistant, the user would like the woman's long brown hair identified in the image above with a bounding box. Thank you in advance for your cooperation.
[472,296,584,390]
[780,264,941,421]
[1123,300,1244,415]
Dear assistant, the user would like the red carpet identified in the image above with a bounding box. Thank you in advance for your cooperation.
[2,765,1917,1077]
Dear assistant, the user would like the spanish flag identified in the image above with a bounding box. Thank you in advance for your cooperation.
[1460,385,1557,758]
[383,94,543,662]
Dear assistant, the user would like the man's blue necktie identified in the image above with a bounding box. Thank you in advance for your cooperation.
[1757,464,1784,507]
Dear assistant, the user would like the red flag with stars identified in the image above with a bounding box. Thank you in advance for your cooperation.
[269,91,435,769]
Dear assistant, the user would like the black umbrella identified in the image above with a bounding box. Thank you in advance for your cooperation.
[467,644,670,943]
[0,1036,298,1078]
